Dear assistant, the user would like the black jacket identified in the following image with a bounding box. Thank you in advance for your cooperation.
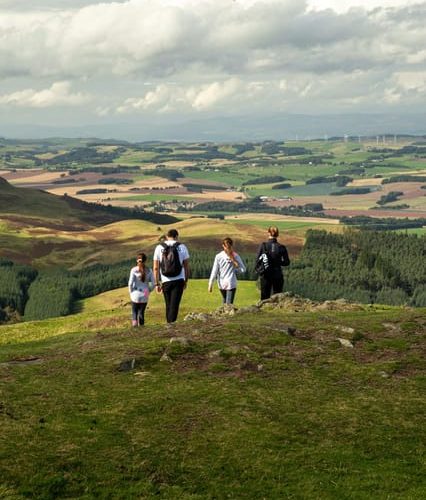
[256,238,290,270]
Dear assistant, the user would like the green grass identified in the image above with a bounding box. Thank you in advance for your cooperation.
[0,290,425,498]
[247,182,340,198]
[395,227,426,235]
[184,169,251,187]
[224,218,339,234]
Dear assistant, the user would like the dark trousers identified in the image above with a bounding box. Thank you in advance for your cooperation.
[260,271,284,300]
[162,279,185,323]
[220,288,236,304]
[131,302,147,326]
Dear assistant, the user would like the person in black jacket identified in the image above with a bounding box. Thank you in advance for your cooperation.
[256,226,290,300]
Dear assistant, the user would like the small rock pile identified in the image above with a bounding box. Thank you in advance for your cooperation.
[184,292,363,322]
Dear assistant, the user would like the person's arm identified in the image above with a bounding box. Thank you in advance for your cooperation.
[183,259,190,289]
[128,269,135,294]
[280,245,290,267]
[230,252,239,268]
[153,260,161,291]
[235,254,246,273]
[148,269,155,291]
[153,246,162,291]
[208,255,219,292]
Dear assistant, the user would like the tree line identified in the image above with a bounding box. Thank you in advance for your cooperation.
[1,230,424,323]
[285,230,426,306]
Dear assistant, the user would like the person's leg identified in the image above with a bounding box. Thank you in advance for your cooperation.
[220,289,227,304]
[272,273,284,295]
[168,279,185,323]
[138,302,147,325]
[260,276,272,300]
[131,302,138,327]
[161,281,173,323]
[225,288,236,304]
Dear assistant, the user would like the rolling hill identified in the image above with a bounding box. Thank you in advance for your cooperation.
[0,176,177,230]
[0,178,306,268]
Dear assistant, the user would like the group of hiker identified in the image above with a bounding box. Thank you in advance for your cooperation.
[128,227,290,326]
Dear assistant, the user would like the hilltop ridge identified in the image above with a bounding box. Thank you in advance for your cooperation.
[0,286,424,498]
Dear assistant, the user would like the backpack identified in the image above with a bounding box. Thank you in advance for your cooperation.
[255,243,271,276]
[255,241,283,276]
[160,242,182,277]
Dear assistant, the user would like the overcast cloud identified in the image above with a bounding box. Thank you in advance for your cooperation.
[0,0,425,137]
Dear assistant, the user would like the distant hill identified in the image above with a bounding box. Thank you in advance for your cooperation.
[0,176,177,229]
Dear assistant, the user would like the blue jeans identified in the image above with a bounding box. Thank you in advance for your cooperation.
[220,288,236,304]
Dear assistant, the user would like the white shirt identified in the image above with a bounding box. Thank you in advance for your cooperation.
[208,250,246,290]
[153,240,190,282]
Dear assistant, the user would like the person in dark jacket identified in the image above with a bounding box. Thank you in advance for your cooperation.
[256,226,290,300]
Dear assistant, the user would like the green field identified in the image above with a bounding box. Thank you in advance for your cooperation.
[224,218,340,234]
[0,281,425,498]
[396,227,426,235]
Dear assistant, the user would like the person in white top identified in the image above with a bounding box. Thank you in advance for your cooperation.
[128,252,155,326]
[153,228,190,323]
[208,237,246,304]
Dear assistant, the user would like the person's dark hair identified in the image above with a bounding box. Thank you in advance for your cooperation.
[222,237,234,257]
[167,229,179,239]
[136,252,147,282]
[268,226,279,238]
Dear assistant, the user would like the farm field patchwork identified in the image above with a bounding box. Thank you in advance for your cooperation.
[1,137,425,221]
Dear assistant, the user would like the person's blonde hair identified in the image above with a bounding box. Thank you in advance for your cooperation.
[268,226,279,237]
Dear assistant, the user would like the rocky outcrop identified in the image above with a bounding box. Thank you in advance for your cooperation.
[184,292,363,323]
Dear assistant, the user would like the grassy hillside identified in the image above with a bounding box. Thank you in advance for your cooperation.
[0,281,425,498]
[0,176,115,228]
[0,211,306,268]
[0,176,176,230]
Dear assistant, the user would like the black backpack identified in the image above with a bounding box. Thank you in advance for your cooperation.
[160,242,182,277]
[255,241,284,276]
[255,242,271,276]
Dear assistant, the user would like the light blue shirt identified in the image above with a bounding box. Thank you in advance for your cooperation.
[128,266,155,303]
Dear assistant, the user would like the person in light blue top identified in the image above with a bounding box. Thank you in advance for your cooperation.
[128,252,155,326]
[208,237,246,304]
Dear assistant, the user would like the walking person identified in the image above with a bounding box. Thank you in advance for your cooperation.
[208,237,246,304]
[153,229,190,324]
[256,226,290,300]
[128,252,155,326]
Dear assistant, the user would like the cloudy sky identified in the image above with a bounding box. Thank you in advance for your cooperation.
[0,0,425,139]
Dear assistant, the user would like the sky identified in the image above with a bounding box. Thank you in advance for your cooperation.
[0,0,425,139]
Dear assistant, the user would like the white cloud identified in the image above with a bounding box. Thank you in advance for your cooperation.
[307,0,422,13]
[0,0,425,119]
[116,78,243,114]
[191,79,242,110]
[0,0,424,80]
[0,81,90,107]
